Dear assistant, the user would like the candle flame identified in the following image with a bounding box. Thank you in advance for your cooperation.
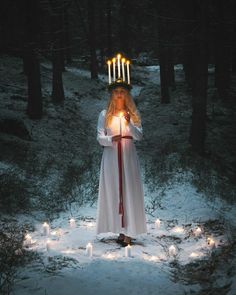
[107,60,111,65]
[117,53,121,59]
[126,60,130,65]
[119,112,123,118]
[112,57,116,63]
[122,57,126,63]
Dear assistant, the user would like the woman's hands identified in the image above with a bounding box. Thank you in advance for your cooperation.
[112,135,122,142]
[124,111,130,122]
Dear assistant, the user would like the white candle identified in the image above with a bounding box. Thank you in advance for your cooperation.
[112,58,116,81]
[69,218,76,228]
[125,244,132,257]
[43,222,50,236]
[46,239,51,251]
[126,60,130,84]
[107,60,111,84]
[169,245,176,256]
[117,54,121,78]
[155,218,161,229]
[207,237,216,248]
[194,226,202,237]
[122,58,126,81]
[86,242,93,257]
[24,234,32,246]
[119,112,123,136]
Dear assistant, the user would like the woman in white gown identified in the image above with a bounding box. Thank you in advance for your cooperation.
[96,83,147,246]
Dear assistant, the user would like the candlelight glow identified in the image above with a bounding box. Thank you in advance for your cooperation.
[119,111,123,118]
[194,226,202,236]
[169,245,176,256]
[155,218,161,228]
[172,226,185,233]
[107,60,111,65]
[207,237,216,247]
[190,252,204,258]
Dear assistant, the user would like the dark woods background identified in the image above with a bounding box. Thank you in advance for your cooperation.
[0,0,235,177]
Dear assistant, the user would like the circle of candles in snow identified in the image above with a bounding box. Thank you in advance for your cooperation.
[155,219,161,229]
[69,218,76,228]
[86,242,93,257]
[125,244,132,257]
[43,222,50,236]
[169,245,176,256]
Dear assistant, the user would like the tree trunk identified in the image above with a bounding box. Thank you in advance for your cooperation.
[106,0,112,56]
[189,0,208,155]
[214,0,231,101]
[51,0,65,103]
[64,5,72,64]
[157,1,170,103]
[24,0,43,119]
[119,0,131,56]
[88,0,98,79]
[26,48,43,119]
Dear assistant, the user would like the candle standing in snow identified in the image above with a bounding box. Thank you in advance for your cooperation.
[86,242,93,257]
[194,226,202,237]
[43,222,50,236]
[207,237,216,248]
[69,218,76,228]
[125,244,132,257]
[24,233,32,247]
[169,245,176,257]
[46,239,51,251]
[155,218,161,229]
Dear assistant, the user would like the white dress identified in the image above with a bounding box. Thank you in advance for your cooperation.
[96,109,147,237]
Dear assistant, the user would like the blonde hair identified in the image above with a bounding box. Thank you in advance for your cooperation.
[104,89,141,128]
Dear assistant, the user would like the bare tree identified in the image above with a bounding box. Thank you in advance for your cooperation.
[189,0,209,155]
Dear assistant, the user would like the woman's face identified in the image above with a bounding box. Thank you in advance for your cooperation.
[112,87,127,109]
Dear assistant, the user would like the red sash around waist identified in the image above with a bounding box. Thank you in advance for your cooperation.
[117,135,133,228]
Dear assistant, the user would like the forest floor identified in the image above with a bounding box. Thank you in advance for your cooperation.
[0,55,236,295]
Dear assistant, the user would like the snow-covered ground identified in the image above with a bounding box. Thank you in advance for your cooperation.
[0,55,236,295]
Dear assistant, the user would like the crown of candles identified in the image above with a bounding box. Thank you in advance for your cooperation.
[107,53,132,91]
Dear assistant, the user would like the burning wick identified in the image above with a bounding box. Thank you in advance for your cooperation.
[155,219,161,229]
[169,245,176,256]
[69,218,76,228]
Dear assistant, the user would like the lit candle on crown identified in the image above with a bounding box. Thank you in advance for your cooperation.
[112,58,116,81]
[117,53,121,78]
[126,60,130,84]
[107,60,111,84]
[122,57,126,81]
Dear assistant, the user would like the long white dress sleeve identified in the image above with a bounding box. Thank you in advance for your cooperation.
[96,109,147,237]
[97,110,113,146]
